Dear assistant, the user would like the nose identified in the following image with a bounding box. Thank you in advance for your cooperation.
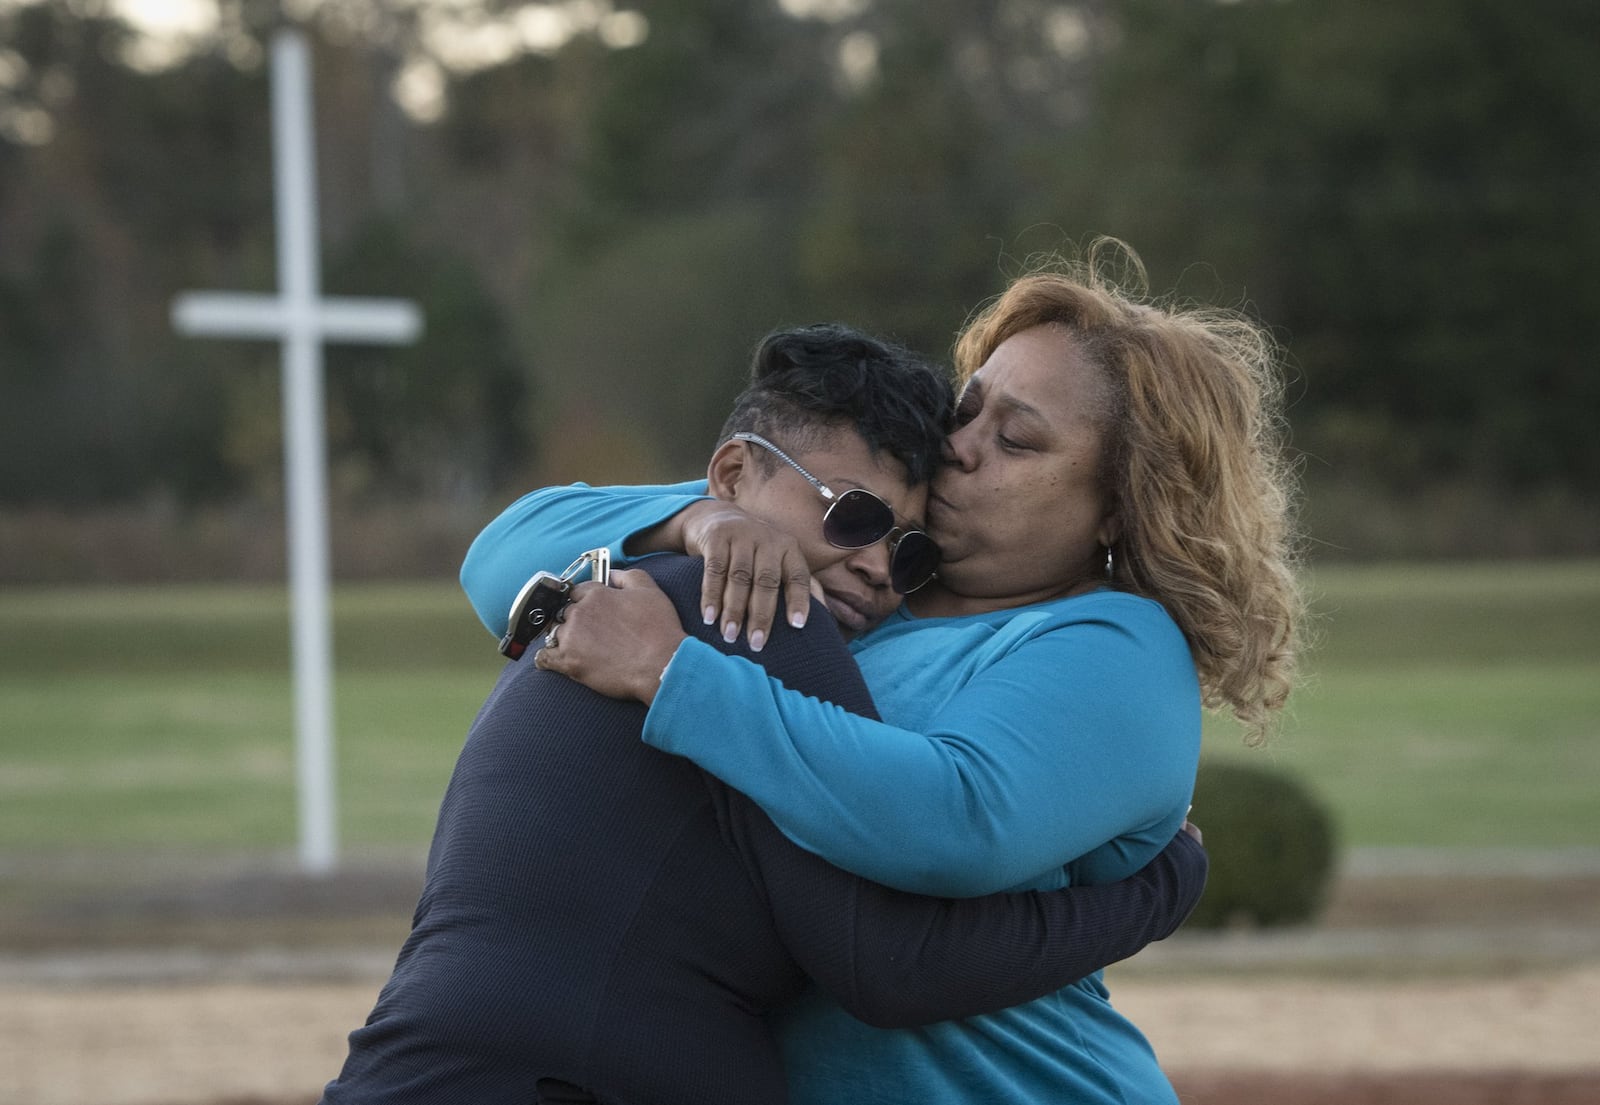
[846,538,893,589]
[943,422,977,471]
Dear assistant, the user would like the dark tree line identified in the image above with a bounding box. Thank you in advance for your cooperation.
[1,0,1596,556]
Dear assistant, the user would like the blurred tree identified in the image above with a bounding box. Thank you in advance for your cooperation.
[324,216,530,502]
[421,42,589,328]
[1054,0,1600,492]
[0,0,536,507]
[794,0,1035,358]
[571,0,829,233]
[0,0,1595,562]
[528,203,798,476]
[0,2,258,504]
[521,0,833,474]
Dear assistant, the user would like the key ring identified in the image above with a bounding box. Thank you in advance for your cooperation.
[585,547,611,587]
[542,549,610,652]
[556,547,611,588]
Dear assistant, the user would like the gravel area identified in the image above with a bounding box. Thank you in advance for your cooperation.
[4,854,1596,1105]
[3,968,1597,1105]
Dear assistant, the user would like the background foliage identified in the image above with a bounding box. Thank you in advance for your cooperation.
[1185,759,1337,929]
[2,0,1597,572]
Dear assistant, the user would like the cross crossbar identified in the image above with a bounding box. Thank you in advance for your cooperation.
[173,291,423,343]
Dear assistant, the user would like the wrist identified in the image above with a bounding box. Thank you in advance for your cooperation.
[678,499,766,560]
[626,509,689,556]
[675,498,727,559]
[635,633,686,706]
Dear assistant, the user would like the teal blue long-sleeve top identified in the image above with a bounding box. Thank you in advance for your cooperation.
[461,480,1202,1104]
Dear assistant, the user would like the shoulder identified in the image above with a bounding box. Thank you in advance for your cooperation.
[977,591,1197,702]
[629,555,721,643]
[1012,589,1186,648]
[636,554,704,599]
[640,557,878,719]
[860,590,1190,677]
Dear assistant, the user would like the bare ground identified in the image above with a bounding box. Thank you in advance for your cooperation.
[3,855,1597,1105]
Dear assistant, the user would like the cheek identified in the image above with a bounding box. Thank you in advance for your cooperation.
[866,589,901,620]
[1005,476,1096,544]
[990,471,1061,519]
[802,535,852,573]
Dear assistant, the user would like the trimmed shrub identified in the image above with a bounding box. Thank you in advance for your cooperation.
[1185,759,1339,929]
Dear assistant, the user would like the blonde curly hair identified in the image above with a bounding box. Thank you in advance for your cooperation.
[954,240,1304,744]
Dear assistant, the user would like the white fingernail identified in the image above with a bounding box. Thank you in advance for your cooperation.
[704,606,717,625]
[790,612,806,629]
[723,622,738,643]
[749,630,766,652]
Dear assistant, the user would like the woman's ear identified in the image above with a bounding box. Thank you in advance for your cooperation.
[1095,509,1123,551]
[705,439,751,501]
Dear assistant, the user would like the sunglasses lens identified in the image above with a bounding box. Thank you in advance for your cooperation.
[822,489,896,549]
[821,486,940,592]
[890,531,941,594]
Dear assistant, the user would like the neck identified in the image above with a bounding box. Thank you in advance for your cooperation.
[906,575,1102,619]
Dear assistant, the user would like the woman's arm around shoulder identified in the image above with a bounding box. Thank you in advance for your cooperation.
[459,479,709,634]
[646,593,1203,896]
[737,811,1208,1027]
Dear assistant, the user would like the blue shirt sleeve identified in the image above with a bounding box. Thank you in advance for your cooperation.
[646,599,1200,897]
[459,479,711,634]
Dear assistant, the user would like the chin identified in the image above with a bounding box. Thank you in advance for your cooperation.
[822,594,868,638]
[924,557,977,595]
[926,516,965,550]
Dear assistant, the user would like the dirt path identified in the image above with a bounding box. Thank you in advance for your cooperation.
[5,859,1597,1104]
[1112,966,1600,1072]
[4,968,1597,1105]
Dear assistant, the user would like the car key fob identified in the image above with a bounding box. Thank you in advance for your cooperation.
[498,548,612,661]
[499,571,573,660]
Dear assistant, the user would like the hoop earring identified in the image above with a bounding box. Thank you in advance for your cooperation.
[1104,545,1115,582]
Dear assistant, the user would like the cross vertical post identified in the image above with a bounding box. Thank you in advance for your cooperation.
[171,28,423,875]
[276,28,337,878]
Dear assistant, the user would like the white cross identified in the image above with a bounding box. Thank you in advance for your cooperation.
[171,29,423,875]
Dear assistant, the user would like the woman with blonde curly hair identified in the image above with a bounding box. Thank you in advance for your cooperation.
[461,240,1302,1103]
[949,246,1301,744]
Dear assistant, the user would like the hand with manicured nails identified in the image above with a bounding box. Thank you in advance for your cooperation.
[677,499,815,645]
[534,570,687,706]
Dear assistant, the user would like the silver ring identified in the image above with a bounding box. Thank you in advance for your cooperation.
[544,623,560,649]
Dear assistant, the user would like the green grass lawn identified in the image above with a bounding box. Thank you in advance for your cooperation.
[1,562,1597,855]
[1200,560,1600,848]
[0,583,499,852]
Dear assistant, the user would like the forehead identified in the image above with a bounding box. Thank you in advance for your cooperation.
[968,325,1107,425]
[791,429,925,519]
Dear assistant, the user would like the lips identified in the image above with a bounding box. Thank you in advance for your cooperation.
[823,589,871,635]
[925,490,959,541]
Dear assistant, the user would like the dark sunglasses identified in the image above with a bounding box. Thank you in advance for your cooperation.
[732,432,941,594]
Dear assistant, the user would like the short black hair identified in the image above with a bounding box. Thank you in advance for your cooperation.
[716,324,953,486]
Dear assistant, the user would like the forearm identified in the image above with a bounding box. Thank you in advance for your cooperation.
[651,638,996,893]
[744,805,1208,1028]
[459,480,709,634]
[841,830,1208,1026]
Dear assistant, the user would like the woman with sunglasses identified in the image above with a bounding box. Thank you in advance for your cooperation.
[460,339,950,646]
[464,242,1303,1105]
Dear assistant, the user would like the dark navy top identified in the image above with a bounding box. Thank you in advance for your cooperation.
[321,557,1204,1105]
